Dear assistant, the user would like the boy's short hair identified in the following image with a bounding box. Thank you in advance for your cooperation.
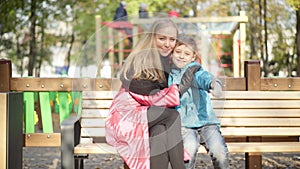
[176,34,198,53]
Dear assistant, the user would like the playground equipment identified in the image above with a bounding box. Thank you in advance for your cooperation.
[95,11,248,77]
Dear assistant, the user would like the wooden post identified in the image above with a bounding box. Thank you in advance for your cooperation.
[108,27,114,77]
[244,60,261,91]
[118,31,124,66]
[239,11,247,77]
[0,93,23,169]
[0,94,7,169]
[0,60,23,169]
[233,31,240,77]
[132,24,139,47]
[246,137,262,169]
[95,15,102,77]
[244,60,262,169]
[0,59,11,92]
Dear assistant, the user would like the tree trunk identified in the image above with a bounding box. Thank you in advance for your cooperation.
[259,0,266,76]
[249,0,256,59]
[28,0,37,76]
[66,31,75,74]
[297,10,300,76]
[264,0,269,77]
[36,17,45,77]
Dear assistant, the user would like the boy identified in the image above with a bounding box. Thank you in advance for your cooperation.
[169,34,229,169]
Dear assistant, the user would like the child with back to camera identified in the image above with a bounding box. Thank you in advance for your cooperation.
[168,34,230,169]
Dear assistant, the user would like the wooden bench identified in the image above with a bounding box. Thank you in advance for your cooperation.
[61,90,300,169]
[1,59,300,169]
[60,61,300,169]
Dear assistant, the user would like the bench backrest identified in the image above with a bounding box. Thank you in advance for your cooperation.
[80,90,300,143]
[214,91,300,138]
[80,91,117,143]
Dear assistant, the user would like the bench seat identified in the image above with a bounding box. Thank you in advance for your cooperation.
[74,142,300,155]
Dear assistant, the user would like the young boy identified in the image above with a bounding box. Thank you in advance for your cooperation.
[168,34,229,169]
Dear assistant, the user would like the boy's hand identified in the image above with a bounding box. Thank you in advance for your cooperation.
[178,65,201,96]
[210,79,223,97]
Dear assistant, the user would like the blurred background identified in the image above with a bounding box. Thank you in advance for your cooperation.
[0,0,299,78]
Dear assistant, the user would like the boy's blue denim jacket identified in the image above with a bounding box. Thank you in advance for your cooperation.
[168,61,220,128]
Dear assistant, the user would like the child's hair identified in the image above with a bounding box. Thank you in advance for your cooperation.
[175,34,198,57]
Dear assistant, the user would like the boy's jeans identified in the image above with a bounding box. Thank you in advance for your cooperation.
[182,125,230,169]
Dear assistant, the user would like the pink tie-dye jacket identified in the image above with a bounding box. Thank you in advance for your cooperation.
[105,84,181,169]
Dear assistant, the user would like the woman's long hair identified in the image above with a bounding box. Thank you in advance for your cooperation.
[120,18,178,83]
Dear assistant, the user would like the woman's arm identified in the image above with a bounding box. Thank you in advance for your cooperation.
[128,84,180,107]
[121,76,166,95]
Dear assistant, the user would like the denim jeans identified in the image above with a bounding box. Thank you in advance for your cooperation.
[182,125,230,169]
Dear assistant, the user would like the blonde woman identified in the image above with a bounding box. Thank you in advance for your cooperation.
[105,19,198,169]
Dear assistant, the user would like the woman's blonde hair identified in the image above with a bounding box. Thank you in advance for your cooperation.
[120,18,178,83]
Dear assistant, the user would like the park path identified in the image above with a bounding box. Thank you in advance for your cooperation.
[23,147,300,169]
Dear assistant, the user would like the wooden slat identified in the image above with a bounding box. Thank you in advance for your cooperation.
[11,78,73,91]
[226,142,300,153]
[23,133,61,147]
[81,128,105,137]
[220,77,246,91]
[220,127,300,136]
[80,127,300,138]
[10,77,300,92]
[214,109,300,117]
[82,128,300,137]
[74,142,300,155]
[82,108,300,118]
[261,78,300,91]
[213,100,300,109]
[82,100,113,109]
[220,118,300,127]
[10,78,119,91]
[82,91,300,100]
[218,91,300,99]
[82,91,117,99]
[75,143,117,154]
[81,119,105,128]
[81,109,109,118]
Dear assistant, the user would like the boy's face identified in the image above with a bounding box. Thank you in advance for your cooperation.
[172,44,196,68]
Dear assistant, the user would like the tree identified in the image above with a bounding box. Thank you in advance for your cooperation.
[286,0,300,76]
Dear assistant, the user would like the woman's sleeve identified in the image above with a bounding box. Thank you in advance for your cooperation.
[129,84,180,107]
[121,76,163,95]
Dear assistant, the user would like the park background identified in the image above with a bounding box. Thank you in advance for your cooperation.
[1,1,300,169]
[0,0,300,78]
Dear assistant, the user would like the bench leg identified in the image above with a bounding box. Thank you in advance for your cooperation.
[246,152,262,169]
[75,158,84,169]
[246,136,262,169]
[61,116,81,169]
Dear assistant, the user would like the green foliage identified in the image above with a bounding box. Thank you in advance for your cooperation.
[0,0,298,77]
[287,0,300,10]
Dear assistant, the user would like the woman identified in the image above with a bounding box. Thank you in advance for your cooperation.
[105,19,197,169]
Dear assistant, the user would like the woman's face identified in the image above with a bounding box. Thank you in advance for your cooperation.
[172,44,196,68]
[155,26,177,57]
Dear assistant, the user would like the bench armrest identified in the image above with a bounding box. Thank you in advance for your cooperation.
[61,115,81,169]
